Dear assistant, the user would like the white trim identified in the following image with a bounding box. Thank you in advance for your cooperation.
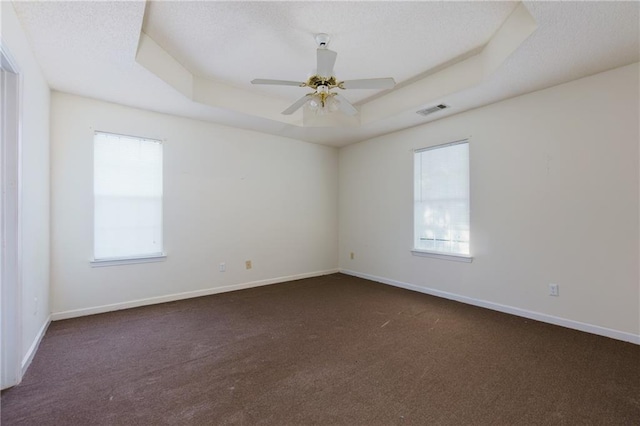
[94,130,162,145]
[0,44,23,390]
[51,269,339,321]
[90,253,167,267]
[340,269,640,345]
[414,138,469,153]
[21,316,50,375]
[411,249,473,263]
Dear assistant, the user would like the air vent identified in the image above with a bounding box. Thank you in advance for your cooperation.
[416,104,449,116]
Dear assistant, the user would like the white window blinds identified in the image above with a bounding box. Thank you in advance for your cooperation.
[414,140,470,255]
[94,132,163,260]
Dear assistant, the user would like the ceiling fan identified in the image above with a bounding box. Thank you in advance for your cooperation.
[251,33,396,116]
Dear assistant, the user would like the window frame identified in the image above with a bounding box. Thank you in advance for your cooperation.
[91,130,166,267]
[412,139,472,263]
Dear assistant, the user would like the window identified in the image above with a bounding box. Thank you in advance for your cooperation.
[93,132,164,264]
[413,140,471,261]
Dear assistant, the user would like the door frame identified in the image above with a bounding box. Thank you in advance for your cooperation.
[1,43,23,390]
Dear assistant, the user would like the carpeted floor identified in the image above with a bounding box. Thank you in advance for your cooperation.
[2,273,639,425]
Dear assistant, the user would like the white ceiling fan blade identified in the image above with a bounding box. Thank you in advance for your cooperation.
[341,78,396,90]
[252,79,305,87]
[282,94,311,115]
[334,93,358,116]
[316,49,337,77]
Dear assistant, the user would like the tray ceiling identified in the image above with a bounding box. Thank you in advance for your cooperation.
[11,1,640,147]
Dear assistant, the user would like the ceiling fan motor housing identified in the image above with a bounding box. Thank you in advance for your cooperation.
[307,75,337,89]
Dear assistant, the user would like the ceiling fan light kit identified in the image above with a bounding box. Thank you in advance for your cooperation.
[251,33,396,117]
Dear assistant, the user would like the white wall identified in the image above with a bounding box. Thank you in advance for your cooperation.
[339,63,639,341]
[50,92,338,317]
[1,2,51,364]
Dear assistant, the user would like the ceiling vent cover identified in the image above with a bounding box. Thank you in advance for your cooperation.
[416,104,449,116]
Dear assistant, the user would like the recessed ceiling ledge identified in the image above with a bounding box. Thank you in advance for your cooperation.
[136,32,193,99]
[136,3,537,130]
[135,32,301,126]
[482,2,538,77]
[192,77,301,125]
[360,2,537,126]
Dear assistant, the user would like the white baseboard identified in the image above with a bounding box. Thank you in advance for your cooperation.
[51,269,339,321]
[340,269,640,345]
[22,315,51,375]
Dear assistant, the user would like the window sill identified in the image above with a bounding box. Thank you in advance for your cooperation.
[411,249,473,263]
[90,253,167,268]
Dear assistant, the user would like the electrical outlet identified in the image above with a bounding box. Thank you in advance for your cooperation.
[549,283,559,297]
[350,252,354,260]
[219,263,225,272]
[245,260,252,270]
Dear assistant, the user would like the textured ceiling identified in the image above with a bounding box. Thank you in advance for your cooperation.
[142,1,517,104]
[10,1,640,147]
